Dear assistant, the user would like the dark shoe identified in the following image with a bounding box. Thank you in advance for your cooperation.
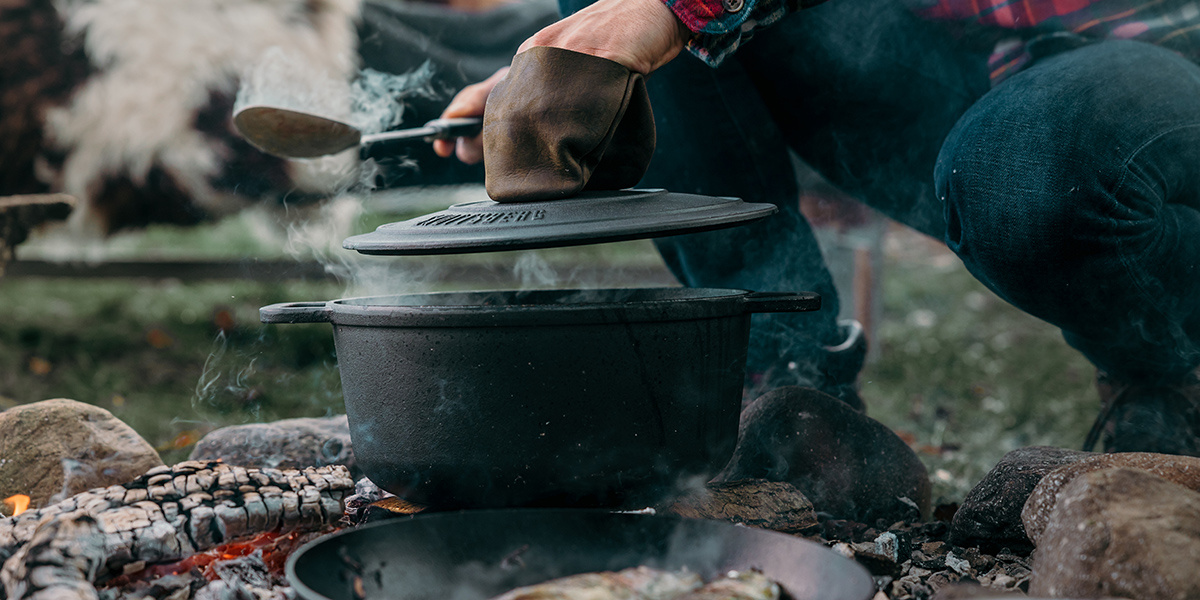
[745,319,867,411]
[1083,371,1200,456]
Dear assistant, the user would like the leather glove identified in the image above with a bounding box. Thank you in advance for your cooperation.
[483,46,655,203]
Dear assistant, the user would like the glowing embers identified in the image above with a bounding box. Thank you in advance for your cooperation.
[99,527,332,589]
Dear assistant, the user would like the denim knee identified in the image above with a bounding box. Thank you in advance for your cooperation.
[937,41,1200,304]
[936,106,1095,305]
[936,40,1200,380]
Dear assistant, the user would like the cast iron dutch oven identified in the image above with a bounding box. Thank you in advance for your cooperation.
[261,287,819,509]
[286,509,875,600]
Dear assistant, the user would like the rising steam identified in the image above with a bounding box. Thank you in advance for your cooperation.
[233,48,458,297]
[234,47,351,122]
[234,47,438,138]
[349,63,439,135]
[233,47,441,196]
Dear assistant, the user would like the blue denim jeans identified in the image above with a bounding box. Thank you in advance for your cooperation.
[940,40,1200,382]
[559,0,1200,386]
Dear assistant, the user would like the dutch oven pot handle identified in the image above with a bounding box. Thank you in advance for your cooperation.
[741,291,821,314]
[260,301,332,324]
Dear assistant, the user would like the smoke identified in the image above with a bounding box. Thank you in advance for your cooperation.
[233,48,441,198]
[364,517,743,600]
[348,64,439,135]
[191,330,272,424]
[352,519,732,600]
[230,48,469,296]
[514,252,560,289]
[193,330,229,408]
[51,457,100,503]
[233,48,438,142]
[282,195,362,282]
[279,194,455,297]
[234,47,352,125]
[234,49,437,132]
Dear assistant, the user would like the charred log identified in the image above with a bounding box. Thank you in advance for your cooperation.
[0,194,74,274]
[1,513,106,600]
[0,461,353,600]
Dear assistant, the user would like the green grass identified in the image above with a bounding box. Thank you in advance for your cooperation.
[2,203,1102,500]
[0,278,346,464]
[863,236,1098,503]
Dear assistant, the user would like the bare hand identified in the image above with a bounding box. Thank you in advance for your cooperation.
[432,67,508,164]
[434,0,688,164]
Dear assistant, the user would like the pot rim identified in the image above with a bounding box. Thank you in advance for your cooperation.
[335,287,750,326]
[260,287,819,327]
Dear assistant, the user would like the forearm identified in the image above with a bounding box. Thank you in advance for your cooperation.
[436,0,810,163]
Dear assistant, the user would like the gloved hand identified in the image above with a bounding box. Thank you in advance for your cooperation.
[482,46,655,203]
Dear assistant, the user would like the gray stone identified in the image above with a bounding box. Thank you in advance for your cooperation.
[715,386,931,523]
[0,399,163,510]
[1029,467,1200,599]
[189,415,357,478]
[949,446,1092,550]
[875,532,901,562]
[1022,452,1200,544]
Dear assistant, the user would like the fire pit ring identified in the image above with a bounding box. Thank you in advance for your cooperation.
[286,509,875,600]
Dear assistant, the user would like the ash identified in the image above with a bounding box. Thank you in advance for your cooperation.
[100,551,296,600]
[812,514,1033,599]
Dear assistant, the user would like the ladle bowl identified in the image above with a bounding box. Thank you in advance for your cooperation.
[233,105,480,158]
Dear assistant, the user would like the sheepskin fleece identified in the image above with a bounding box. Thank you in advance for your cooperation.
[40,0,361,233]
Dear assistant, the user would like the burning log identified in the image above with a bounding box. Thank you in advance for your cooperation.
[0,498,27,520]
[192,550,293,600]
[0,461,353,600]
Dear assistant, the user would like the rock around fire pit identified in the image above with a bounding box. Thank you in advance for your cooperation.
[0,399,164,509]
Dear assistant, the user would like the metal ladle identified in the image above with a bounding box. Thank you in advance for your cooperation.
[233,105,482,159]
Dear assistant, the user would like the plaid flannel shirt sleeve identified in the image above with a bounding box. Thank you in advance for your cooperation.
[664,0,821,66]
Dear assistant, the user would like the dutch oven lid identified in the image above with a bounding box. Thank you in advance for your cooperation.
[342,189,776,255]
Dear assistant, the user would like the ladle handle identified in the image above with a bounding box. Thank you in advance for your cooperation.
[359,117,483,160]
[260,301,332,324]
[424,117,484,140]
[741,291,821,314]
